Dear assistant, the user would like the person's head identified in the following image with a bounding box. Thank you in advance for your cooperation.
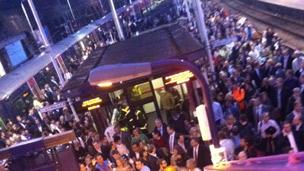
[16,115,22,122]
[152,130,161,139]
[155,118,163,129]
[167,125,175,135]
[159,159,168,170]
[113,135,121,144]
[238,151,247,161]
[131,142,140,153]
[253,97,261,106]
[262,112,270,122]
[190,137,200,147]
[294,101,302,113]
[186,158,197,169]
[111,150,121,160]
[286,70,294,79]
[95,154,104,165]
[177,134,185,143]
[132,127,140,136]
[172,145,183,156]
[115,158,125,168]
[239,115,248,125]
[293,115,303,126]
[135,159,144,170]
[293,87,301,97]
[226,115,235,125]
[114,124,121,133]
[147,144,156,154]
[241,136,253,148]
[283,121,292,134]
[218,131,228,140]
[276,77,284,88]
[299,74,304,84]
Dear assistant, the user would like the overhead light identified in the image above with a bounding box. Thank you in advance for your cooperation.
[97,82,112,87]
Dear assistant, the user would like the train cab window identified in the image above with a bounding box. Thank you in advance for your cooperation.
[128,82,153,102]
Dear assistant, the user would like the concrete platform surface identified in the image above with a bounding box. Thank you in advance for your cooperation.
[259,0,304,11]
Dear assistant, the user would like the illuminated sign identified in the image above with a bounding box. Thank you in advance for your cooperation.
[82,97,102,111]
[88,105,100,111]
[165,70,194,85]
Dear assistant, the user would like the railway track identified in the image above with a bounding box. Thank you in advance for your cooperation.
[216,0,304,50]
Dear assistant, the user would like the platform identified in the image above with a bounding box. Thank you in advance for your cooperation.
[259,0,304,11]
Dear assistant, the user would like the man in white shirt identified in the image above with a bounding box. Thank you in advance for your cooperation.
[135,159,151,171]
[212,101,224,125]
[113,136,129,156]
[177,134,188,153]
[104,125,115,142]
[218,131,235,161]
[257,113,280,139]
[292,51,304,73]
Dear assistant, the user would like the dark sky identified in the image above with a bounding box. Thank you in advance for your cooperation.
[0,0,22,10]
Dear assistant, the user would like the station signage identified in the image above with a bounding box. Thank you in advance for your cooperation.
[165,70,194,85]
[82,97,102,111]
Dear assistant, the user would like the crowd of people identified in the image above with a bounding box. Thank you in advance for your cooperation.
[1,0,304,170]
[196,0,304,161]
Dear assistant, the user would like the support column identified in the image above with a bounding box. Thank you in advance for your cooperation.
[193,0,215,73]
[67,0,76,20]
[108,0,125,41]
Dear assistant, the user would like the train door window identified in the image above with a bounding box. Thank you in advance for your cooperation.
[127,81,158,132]
[128,82,153,102]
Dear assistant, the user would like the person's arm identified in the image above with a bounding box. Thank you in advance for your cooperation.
[272,120,281,138]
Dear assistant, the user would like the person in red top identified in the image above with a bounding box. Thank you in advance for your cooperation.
[152,130,167,148]
[232,83,246,111]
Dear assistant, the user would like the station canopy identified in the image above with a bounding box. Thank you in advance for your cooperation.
[62,24,205,98]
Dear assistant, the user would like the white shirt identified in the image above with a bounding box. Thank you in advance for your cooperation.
[277,89,282,108]
[158,126,165,136]
[292,56,304,73]
[116,143,129,155]
[193,144,199,161]
[220,139,235,161]
[169,132,176,152]
[104,125,115,142]
[212,101,224,123]
[140,166,150,171]
[296,124,303,131]
[285,131,299,152]
[257,119,280,138]
[178,142,187,153]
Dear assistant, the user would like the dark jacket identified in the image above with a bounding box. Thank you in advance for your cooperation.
[188,143,212,168]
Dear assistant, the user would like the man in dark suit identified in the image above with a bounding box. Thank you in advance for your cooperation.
[145,144,159,171]
[250,62,265,88]
[252,97,270,126]
[129,142,142,160]
[286,101,304,123]
[270,77,288,119]
[292,115,304,151]
[167,124,178,153]
[154,118,168,141]
[284,70,300,96]
[177,134,190,154]
[278,122,302,153]
[280,49,293,70]
[168,112,187,134]
[188,137,212,168]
